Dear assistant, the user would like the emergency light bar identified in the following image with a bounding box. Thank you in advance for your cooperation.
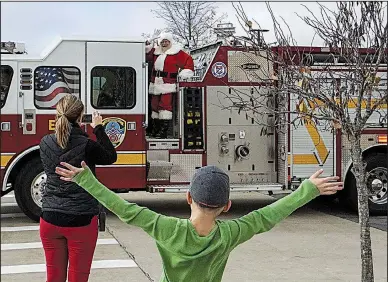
[1,41,26,54]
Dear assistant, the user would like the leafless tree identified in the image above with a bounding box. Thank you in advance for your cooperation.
[151,2,226,48]
[220,2,387,281]
[141,28,162,43]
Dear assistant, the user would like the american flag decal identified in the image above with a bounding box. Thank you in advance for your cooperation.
[34,67,80,108]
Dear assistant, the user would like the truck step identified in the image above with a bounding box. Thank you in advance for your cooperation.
[148,185,188,193]
[148,183,285,193]
[230,183,285,191]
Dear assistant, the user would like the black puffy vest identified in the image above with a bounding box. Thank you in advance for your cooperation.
[39,126,99,215]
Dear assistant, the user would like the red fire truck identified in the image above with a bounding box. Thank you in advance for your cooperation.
[1,37,386,222]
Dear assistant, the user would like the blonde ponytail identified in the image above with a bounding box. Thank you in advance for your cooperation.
[54,95,85,149]
[55,115,71,149]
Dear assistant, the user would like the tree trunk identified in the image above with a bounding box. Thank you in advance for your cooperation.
[350,136,374,282]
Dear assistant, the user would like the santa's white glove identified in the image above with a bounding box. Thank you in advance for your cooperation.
[145,39,153,53]
[178,69,194,80]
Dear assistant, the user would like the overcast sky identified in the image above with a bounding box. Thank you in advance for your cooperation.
[1,1,338,55]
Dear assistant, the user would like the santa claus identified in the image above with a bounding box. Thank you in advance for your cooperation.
[145,33,194,138]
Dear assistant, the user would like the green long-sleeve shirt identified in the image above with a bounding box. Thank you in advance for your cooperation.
[73,167,320,282]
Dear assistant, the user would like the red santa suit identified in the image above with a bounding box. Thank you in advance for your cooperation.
[146,33,194,121]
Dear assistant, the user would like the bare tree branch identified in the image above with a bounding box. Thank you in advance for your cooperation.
[221,2,387,281]
[151,2,227,48]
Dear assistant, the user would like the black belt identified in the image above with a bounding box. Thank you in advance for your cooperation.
[152,70,178,79]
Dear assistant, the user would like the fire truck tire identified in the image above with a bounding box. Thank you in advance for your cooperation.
[14,158,44,222]
[345,153,387,215]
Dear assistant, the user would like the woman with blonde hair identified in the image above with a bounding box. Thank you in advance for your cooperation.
[39,94,117,282]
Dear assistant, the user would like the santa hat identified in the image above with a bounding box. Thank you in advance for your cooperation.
[158,32,174,44]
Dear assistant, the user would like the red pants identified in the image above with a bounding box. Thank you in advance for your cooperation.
[151,93,173,120]
[39,216,98,282]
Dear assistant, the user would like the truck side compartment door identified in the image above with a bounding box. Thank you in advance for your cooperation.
[86,41,147,189]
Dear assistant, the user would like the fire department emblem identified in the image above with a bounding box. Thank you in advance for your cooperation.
[102,117,126,148]
[211,62,227,78]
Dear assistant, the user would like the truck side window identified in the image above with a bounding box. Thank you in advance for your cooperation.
[1,65,13,109]
[34,66,81,109]
[91,66,136,109]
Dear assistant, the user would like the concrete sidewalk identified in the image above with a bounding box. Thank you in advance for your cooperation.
[105,192,387,282]
[223,207,387,282]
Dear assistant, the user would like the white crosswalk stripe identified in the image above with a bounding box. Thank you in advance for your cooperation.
[1,213,28,219]
[1,203,18,207]
[1,194,143,281]
[1,226,40,232]
[1,238,118,250]
[2,260,138,274]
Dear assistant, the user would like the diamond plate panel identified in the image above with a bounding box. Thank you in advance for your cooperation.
[170,154,202,183]
[148,161,173,181]
[341,134,380,177]
[228,50,273,83]
[147,150,169,161]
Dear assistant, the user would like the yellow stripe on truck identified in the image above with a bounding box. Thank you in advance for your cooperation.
[304,120,329,163]
[288,154,319,165]
[305,98,387,110]
[1,154,14,168]
[1,153,145,168]
[114,153,146,165]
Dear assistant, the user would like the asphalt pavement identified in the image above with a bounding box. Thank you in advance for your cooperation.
[1,191,387,282]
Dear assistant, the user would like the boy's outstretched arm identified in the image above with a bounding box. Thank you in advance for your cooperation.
[228,169,343,248]
[56,161,179,242]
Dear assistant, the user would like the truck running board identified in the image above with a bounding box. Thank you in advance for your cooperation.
[147,183,285,193]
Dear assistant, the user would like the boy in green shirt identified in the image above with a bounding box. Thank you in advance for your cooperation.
[56,162,343,282]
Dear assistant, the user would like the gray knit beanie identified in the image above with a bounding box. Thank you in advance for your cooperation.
[189,166,230,208]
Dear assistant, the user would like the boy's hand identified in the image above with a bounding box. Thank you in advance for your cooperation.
[309,169,344,195]
[55,161,88,182]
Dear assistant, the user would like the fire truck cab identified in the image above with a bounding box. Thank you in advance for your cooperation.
[1,37,287,222]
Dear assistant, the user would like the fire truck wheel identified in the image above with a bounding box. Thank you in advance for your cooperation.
[345,153,387,215]
[14,158,44,222]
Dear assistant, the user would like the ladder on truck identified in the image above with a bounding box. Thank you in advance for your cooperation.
[1,41,26,54]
